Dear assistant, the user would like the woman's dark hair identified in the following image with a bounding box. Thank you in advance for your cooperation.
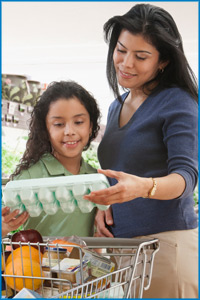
[11,81,101,178]
[104,3,198,103]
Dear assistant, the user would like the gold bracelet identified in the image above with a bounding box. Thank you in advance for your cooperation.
[148,177,157,198]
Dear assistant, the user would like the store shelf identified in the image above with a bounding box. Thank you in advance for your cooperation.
[2,99,33,130]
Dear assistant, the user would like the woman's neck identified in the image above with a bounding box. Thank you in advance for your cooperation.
[128,88,148,103]
[119,89,148,128]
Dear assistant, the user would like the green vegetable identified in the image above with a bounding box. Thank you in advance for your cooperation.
[82,145,100,169]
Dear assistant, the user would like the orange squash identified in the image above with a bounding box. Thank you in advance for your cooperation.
[6,246,43,265]
[5,257,44,291]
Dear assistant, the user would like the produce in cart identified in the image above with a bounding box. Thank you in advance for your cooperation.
[4,254,44,291]
[11,229,45,253]
[6,246,42,265]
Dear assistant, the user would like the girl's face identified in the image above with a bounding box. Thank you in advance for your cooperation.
[46,97,92,164]
[113,30,166,91]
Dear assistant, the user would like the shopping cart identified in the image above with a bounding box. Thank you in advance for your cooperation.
[1,236,159,298]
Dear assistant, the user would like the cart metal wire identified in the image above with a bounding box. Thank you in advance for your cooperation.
[1,236,159,298]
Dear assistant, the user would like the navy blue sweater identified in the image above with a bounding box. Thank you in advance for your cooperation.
[98,88,198,238]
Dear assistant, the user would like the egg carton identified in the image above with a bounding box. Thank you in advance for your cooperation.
[2,174,110,217]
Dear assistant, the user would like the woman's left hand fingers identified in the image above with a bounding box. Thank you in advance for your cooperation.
[84,169,141,205]
[86,178,125,198]
[84,185,119,203]
[85,189,130,205]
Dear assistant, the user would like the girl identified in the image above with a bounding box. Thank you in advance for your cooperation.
[11,80,101,237]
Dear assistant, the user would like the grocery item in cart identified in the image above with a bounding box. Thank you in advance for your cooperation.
[3,174,110,217]
[42,246,68,286]
[11,229,45,253]
[48,235,87,256]
[49,239,81,256]
[6,246,42,265]
[83,248,115,277]
[52,281,76,294]
[13,287,41,298]
[51,258,90,284]
[42,247,67,268]
[5,256,44,291]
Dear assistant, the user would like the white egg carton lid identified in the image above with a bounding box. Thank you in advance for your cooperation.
[3,173,110,216]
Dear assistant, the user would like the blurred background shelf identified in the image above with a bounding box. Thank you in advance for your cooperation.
[2,99,33,130]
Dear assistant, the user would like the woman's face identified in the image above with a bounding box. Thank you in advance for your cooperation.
[46,97,92,163]
[113,29,165,91]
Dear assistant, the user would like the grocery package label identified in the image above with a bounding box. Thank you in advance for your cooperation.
[42,270,51,278]
[51,258,90,285]
[51,258,82,272]
[42,257,60,267]
[75,264,90,284]
[83,250,115,278]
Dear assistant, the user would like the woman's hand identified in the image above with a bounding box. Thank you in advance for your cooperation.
[85,169,150,205]
[2,207,29,237]
[85,169,186,205]
[94,207,114,238]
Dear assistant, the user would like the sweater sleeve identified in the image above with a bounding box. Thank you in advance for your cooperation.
[160,89,198,199]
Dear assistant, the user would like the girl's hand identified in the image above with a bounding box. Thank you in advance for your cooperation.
[2,207,29,237]
[94,207,114,238]
[84,169,149,205]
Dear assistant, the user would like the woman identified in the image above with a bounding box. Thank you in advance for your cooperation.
[85,4,198,298]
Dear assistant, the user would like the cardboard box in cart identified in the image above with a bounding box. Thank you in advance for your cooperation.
[51,258,90,284]
[83,248,115,278]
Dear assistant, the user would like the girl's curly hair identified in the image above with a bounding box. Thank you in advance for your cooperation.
[11,81,101,178]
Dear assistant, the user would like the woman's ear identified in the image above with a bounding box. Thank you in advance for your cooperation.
[159,60,169,72]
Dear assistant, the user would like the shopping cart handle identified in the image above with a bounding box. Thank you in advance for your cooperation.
[80,237,159,250]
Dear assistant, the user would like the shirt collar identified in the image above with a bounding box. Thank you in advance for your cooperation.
[41,153,89,176]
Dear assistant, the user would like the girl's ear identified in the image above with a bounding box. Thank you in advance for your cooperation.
[89,123,93,137]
